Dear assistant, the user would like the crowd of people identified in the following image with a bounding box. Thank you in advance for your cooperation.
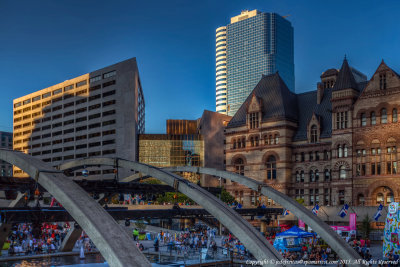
[3,222,95,256]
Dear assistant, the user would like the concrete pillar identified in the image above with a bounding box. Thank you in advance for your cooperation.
[260,221,267,233]
[60,224,83,252]
[0,193,25,253]
[60,193,105,252]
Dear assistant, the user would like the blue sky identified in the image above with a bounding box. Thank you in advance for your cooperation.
[1,0,399,133]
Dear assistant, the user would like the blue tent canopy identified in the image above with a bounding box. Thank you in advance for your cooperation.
[276,226,315,238]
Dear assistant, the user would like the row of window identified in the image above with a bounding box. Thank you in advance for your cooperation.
[231,134,279,149]
[40,149,116,162]
[30,140,115,155]
[233,156,277,180]
[14,99,116,131]
[295,169,331,182]
[360,108,397,126]
[13,80,116,114]
[294,150,330,162]
[18,129,115,147]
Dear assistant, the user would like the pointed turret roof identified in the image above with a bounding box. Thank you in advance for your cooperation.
[333,57,359,91]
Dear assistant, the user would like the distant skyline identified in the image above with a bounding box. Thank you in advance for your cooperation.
[1,0,400,133]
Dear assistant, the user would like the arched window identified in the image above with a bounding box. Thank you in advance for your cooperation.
[269,135,274,145]
[266,156,276,180]
[338,145,343,158]
[358,194,365,206]
[361,113,366,126]
[315,170,319,181]
[381,108,387,124]
[371,112,376,125]
[387,193,394,204]
[310,125,318,143]
[296,171,300,182]
[324,169,330,181]
[255,136,259,146]
[301,152,305,162]
[232,139,236,149]
[264,135,269,145]
[339,165,346,179]
[310,170,315,182]
[234,158,244,175]
[344,145,348,157]
[242,138,246,148]
[376,193,384,204]
[275,134,279,144]
[300,171,305,182]
[250,137,254,147]
[237,139,241,149]
[393,109,398,123]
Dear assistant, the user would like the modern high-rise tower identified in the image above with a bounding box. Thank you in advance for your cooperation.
[215,10,294,116]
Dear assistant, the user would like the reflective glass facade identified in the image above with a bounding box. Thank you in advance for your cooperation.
[225,12,294,116]
[139,134,204,183]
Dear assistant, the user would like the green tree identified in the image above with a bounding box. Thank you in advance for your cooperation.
[218,187,235,204]
[295,198,305,205]
[359,214,371,239]
[156,192,194,204]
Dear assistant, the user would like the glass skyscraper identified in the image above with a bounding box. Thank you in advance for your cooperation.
[216,10,294,116]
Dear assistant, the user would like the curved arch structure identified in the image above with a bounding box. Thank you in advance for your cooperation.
[163,166,362,265]
[0,150,150,267]
[59,158,284,265]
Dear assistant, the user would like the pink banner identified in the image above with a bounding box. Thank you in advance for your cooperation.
[349,213,356,230]
[298,219,305,230]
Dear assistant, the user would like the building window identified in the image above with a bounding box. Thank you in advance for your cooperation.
[393,109,398,123]
[339,190,345,205]
[250,137,254,147]
[339,165,347,179]
[309,152,313,161]
[386,146,397,174]
[371,112,376,125]
[376,193,384,204]
[344,145,348,157]
[379,73,387,90]
[274,134,279,144]
[310,125,318,143]
[310,170,315,182]
[336,112,348,129]
[358,194,365,206]
[324,150,329,160]
[232,139,236,149]
[255,136,259,146]
[249,112,259,129]
[301,152,305,162]
[381,108,387,124]
[324,169,330,181]
[103,70,116,79]
[361,113,366,126]
[266,156,277,180]
[234,158,244,175]
[338,145,343,158]
[387,193,394,204]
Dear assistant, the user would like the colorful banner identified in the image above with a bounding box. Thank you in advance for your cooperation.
[349,213,356,230]
[298,219,305,230]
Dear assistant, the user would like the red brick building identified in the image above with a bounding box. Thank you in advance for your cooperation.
[224,58,400,207]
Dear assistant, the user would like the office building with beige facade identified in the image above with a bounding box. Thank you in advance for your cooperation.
[13,58,145,179]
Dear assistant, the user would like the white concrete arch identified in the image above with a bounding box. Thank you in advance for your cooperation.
[59,157,284,266]
[163,166,362,265]
[0,149,150,267]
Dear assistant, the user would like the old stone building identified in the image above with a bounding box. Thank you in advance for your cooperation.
[224,58,400,207]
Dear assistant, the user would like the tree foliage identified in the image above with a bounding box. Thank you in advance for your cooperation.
[218,187,235,204]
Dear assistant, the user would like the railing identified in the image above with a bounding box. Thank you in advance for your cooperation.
[142,243,254,264]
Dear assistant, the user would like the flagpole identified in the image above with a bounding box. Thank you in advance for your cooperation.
[320,206,330,224]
